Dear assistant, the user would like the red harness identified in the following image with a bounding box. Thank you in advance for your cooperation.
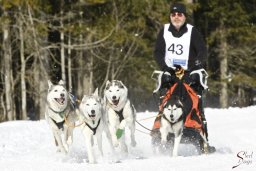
[155,82,203,133]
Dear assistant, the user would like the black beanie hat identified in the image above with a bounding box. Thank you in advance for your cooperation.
[170,3,186,15]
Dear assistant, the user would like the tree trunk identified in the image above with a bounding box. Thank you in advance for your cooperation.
[3,16,14,121]
[237,85,245,107]
[60,10,66,83]
[33,58,40,120]
[27,4,49,119]
[19,9,27,120]
[219,29,228,108]
[89,52,94,94]
[68,32,72,92]
[76,11,91,97]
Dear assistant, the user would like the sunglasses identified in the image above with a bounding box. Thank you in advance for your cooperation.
[171,12,183,17]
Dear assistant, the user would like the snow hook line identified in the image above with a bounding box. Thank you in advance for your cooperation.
[135,113,163,135]
[135,120,152,132]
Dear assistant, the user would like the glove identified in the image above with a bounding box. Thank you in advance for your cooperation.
[116,128,124,139]
[174,65,185,80]
[183,72,192,84]
[163,66,175,75]
[189,72,200,85]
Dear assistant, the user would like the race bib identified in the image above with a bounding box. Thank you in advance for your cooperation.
[163,24,193,70]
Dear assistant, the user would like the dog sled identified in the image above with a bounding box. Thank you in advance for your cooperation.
[150,68,215,155]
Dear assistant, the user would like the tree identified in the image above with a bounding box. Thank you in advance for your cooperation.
[1,9,15,120]
[196,0,256,107]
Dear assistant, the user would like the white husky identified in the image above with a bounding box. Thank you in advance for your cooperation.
[160,97,184,157]
[45,80,76,154]
[76,88,104,164]
[104,80,136,153]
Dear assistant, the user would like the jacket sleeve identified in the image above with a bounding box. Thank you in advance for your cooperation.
[154,28,174,73]
[190,27,207,70]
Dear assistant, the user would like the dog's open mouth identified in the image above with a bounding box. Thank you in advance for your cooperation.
[112,99,119,106]
[89,114,96,119]
[54,97,65,105]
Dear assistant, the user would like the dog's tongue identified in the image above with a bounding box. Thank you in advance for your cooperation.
[56,97,65,105]
[112,99,119,106]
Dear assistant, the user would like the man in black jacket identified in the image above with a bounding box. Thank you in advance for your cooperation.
[153,2,215,153]
[154,2,207,92]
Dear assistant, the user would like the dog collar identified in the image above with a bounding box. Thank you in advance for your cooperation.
[49,105,69,117]
[85,119,101,135]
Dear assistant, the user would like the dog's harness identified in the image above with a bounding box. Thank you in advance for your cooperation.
[114,109,124,123]
[50,118,65,130]
[106,101,125,123]
[85,119,101,135]
[162,114,183,136]
[48,105,69,119]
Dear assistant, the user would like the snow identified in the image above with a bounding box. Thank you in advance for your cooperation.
[0,106,256,171]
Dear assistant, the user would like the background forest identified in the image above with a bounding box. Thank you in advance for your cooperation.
[0,0,255,121]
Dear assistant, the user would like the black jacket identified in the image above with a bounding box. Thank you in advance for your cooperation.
[154,22,207,73]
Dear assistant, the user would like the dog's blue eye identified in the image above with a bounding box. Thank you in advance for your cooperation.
[86,104,89,106]
[54,90,57,92]
[117,90,119,91]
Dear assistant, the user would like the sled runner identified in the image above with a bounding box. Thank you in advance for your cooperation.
[151,68,215,155]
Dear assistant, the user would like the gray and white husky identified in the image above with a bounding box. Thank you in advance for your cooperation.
[76,88,105,164]
[104,80,136,153]
[45,80,76,154]
[160,97,184,157]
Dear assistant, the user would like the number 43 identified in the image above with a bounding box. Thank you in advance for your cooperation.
[168,43,183,55]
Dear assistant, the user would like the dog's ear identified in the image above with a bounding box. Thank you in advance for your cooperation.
[48,80,53,89]
[58,80,65,86]
[118,80,125,88]
[175,98,183,108]
[173,96,183,107]
[106,80,110,85]
[93,88,99,98]
[81,95,88,103]
[163,101,167,108]
[177,100,183,108]
[105,80,111,90]
[119,81,128,94]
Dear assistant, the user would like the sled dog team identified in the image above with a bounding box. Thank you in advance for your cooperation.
[45,80,137,163]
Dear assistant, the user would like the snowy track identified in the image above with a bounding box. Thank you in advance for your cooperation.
[0,106,255,171]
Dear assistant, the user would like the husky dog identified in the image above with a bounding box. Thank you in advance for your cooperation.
[76,88,104,164]
[160,97,184,157]
[45,80,76,154]
[104,80,136,153]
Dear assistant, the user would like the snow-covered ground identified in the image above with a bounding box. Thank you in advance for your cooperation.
[0,106,255,171]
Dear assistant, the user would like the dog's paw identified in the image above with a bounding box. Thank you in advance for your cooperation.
[161,139,167,145]
[60,148,68,154]
[172,153,178,157]
[131,140,136,147]
[56,148,61,153]
[113,140,119,147]
[64,143,68,149]
[88,160,97,164]
[87,157,97,164]
[67,137,73,145]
